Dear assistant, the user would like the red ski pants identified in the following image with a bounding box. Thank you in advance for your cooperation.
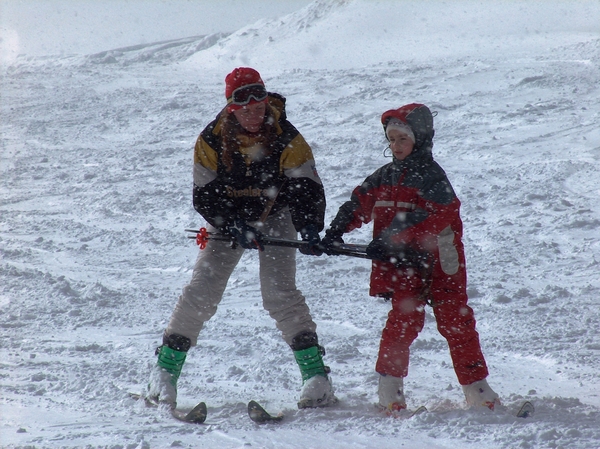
[375,271,489,385]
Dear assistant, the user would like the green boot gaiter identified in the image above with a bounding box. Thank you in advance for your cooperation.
[156,345,187,387]
[294,345,327,382]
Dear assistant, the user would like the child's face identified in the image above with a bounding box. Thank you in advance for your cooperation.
[387,128,414,161]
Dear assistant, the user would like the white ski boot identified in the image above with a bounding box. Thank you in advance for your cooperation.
[298,374,337,409]
[147,364,178,408]
[147,333,190,408]
[291,332,337,409]
[462,378,500,410]
[378,374,406,411]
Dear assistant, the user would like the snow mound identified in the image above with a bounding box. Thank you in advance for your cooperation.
[185,0,600,72]
[85,33,229,66]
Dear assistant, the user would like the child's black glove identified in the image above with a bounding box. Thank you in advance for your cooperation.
[227,220,265,251]
[319,229,345,255]
[367,237,429,268]
[299,224,322,256]
[365,237,391,261]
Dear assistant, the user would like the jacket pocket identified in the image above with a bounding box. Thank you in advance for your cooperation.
[437,226,459,275]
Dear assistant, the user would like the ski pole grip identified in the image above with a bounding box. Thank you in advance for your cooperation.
[196,227,210,249]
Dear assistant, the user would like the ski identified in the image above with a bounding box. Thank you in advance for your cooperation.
[516,401,534,418]
[248,400,284,424]
[378,404,428,419]
[410,405,428,417]
[171,402,207,424]
[186,227,370,259]
[129,392,207,424]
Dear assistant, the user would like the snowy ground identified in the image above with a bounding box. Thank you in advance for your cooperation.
[1,1,600,448]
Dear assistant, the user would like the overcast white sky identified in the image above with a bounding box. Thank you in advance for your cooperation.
[0,0,312,57]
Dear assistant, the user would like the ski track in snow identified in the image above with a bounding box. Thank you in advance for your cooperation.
[1,1,600,448]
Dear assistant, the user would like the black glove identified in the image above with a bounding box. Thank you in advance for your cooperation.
[299,224,322,256]
[319,229,345,255]
[395,247,430,269]
[366,237,427,268]
[365,236,391,261]
[227,220,264,251]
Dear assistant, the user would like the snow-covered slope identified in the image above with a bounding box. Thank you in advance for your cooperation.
[1,1,599,448]
[185,0,600,71]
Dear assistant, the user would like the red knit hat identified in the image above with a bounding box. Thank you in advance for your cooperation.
[225,67,268,112]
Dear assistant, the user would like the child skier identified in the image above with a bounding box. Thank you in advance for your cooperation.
[320,103,499,412]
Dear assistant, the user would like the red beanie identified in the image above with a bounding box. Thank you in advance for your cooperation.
[225,67,266,112]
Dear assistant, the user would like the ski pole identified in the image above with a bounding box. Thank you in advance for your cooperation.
[185,228,371,259]
[185,228,231,249]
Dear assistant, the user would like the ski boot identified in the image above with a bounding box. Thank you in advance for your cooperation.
[147,333,191,408]
[291,332,337,409]
[378,373,407,412]
[462,378,500,410]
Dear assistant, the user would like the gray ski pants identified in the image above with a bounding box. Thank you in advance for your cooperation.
[165,208,317,347]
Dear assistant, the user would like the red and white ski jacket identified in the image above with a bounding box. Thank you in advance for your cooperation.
[328,150,467,298]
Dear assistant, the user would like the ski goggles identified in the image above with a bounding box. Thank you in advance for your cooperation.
[228,83,268,106]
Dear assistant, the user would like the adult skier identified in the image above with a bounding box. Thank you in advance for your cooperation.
[147,67,336,410]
